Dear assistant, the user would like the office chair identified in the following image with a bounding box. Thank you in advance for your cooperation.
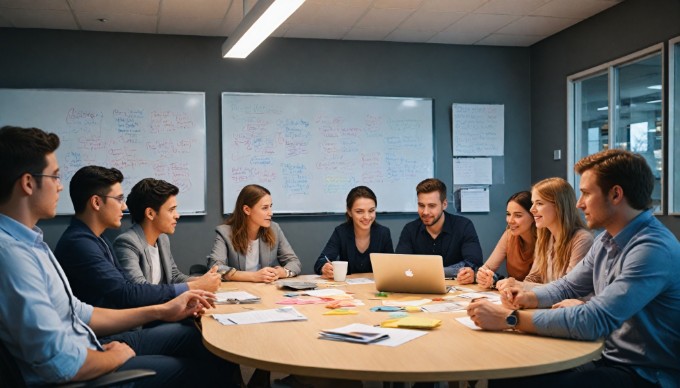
[189,264,208,276]
[0,340,156,387]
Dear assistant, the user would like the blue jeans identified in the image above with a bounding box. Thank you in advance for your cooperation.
[101,321,237,387]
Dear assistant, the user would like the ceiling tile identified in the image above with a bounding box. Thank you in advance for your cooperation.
[400,9,465,31]
[283,23,349,40]
[385,28,437,42]
[474,0,550,16]
[160,0,230,20]
[158,16,224,36]
[355,7,414,30]
[76,12,157,34]
[441,13,518,36]
[497,15,579,36]
[287,3,367,27]
[476,33,544,46]
[533,0,620,19]
[344,26,391,41]
[373,0,424,9]
[69,0,159,15]
[0,0,68,10]
[1,8,76,29]
[429,30,485,45]
[420,0,488,13]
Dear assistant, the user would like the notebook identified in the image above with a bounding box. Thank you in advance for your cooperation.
[370,253,447,294]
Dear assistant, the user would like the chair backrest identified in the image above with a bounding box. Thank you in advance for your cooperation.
[0,339,26,386]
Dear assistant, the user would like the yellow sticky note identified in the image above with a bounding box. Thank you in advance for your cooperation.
[395,316,442,329]
[322,309,359,315]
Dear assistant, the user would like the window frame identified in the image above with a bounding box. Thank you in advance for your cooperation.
[567,43,665,214]
[669,36,680,215]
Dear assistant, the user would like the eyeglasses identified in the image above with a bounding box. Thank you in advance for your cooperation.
[31,173,62,183]
[99,195,126,204]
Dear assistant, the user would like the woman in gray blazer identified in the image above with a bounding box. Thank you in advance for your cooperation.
[207,184,301,283]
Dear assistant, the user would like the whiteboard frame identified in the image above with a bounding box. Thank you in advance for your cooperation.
[220,92,435,215]
[0,88,208,216]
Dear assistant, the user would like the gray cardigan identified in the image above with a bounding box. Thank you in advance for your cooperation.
[206,222,302,276]
[113,223,191,285]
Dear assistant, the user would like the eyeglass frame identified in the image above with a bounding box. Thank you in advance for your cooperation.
[97,194,127,205]
[29,173,62,183]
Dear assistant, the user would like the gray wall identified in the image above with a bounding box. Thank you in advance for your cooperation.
[530,0,680,237]
[0,28,532,274]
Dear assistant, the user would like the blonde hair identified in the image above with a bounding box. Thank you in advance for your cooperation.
[226,184,276,255]
[531,178,586,281]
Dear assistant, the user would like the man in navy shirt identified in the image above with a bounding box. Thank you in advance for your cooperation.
[54,166,188,309]
[396,178,482,281]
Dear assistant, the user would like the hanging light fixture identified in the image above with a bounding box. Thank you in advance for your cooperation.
[222,0,305,59]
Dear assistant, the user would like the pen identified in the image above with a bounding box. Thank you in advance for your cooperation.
[324,255,332,264]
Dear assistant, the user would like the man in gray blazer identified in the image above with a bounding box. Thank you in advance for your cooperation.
[114,178,220,291]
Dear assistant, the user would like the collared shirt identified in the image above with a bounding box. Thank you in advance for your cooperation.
[0,214,98,385]
[533,210,680,387]
[396,211,483,277]
[54,217,185,309]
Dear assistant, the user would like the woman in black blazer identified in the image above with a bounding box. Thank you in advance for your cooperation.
[314,186,393,278]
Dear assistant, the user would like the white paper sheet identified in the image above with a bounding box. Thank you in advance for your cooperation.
[303,289,348,297]
[455,316,482,330]
[212,307,307,325]
[321,323,428,347]
[453,158,492,185]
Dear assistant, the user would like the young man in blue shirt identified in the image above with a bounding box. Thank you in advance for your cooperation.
[468,149,680,387]
[0,125,235,386]
[396,178,483,281]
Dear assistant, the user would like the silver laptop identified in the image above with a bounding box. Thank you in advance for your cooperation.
[370,253,447,294]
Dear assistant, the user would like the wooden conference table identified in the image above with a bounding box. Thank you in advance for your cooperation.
[201,275,603,382]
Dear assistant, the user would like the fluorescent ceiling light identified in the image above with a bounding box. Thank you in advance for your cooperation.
[646,100,662,104]
[222,0,305,59]
[596,106,608,111]
[647,85,662,90]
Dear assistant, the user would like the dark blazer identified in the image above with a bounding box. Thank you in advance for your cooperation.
[54,218,184,309]
[206,221,302,275]
[113,223,191,285]
[314,222,393,275]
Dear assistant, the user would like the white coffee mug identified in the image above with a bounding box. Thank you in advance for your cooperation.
[332,261,349,281]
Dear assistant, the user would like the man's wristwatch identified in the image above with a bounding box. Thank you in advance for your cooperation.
[285,268,295,278]
[506,310,519,329]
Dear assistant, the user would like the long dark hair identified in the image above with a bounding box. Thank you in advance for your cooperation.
[226,184,275,254]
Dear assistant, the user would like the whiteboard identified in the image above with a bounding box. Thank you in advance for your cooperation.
[452,103,504,156]
[0,89,206,215]
[221,93,433,214]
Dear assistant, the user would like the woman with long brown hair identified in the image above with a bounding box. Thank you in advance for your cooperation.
[475,191,536,288]
[207,184,301,283]
[497,178,593,290]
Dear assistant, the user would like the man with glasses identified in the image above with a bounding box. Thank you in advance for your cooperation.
[0,126,236,386]
[55,166,191,309]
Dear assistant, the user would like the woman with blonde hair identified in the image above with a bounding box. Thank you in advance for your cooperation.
[497,178,593,290]
[207,184,301,283]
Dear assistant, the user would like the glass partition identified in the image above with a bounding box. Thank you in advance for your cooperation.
[670,37,680,214]
[568,44,664,213]
[613,53,663,212]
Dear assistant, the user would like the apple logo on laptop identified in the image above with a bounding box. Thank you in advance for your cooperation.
[404,269,414,277]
